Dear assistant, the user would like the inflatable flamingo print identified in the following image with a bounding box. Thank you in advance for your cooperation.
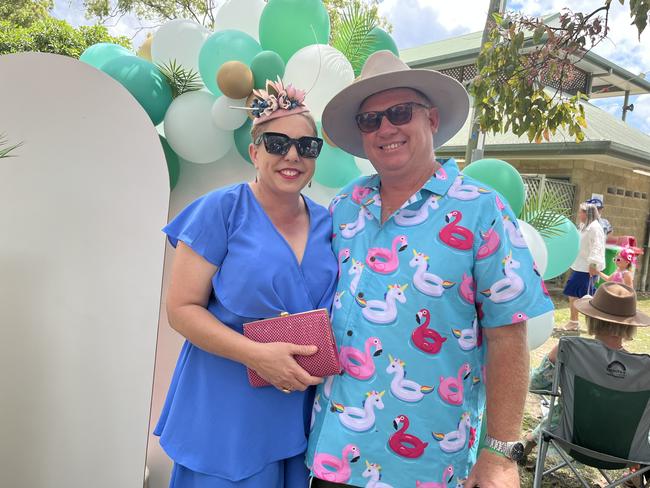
[339,337,383,380]
[313,444,361,484]
[366,235,408,274]
[439,211,474,251]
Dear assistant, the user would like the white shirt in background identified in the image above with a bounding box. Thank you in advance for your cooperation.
[571,220,606,272]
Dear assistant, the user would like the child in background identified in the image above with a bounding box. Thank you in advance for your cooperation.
[599,247,635,287]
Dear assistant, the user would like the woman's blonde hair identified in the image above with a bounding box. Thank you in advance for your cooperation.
[250,112,318,144]
[586,316,636,340]
[579,202,601,229]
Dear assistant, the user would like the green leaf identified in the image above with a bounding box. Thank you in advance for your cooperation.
[156,59,202,99]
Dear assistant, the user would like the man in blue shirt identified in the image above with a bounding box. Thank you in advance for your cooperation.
[307,51,554,488]
[585,197,613,235]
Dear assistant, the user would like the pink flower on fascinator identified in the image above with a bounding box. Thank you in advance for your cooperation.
[262,95,278,116]
[278,93,291,109]
[285,84,306,104]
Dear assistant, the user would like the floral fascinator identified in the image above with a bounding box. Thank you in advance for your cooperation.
[248,77,309,126]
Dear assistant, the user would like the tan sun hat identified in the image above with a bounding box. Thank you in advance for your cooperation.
[321,50,470,159]
[574,282,650,327]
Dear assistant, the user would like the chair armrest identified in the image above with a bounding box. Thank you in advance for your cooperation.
[529,389,559,396]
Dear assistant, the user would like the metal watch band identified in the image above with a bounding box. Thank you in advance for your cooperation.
[484,435,517,458]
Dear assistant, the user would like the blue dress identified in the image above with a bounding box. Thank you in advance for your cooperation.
[154,183,338,481]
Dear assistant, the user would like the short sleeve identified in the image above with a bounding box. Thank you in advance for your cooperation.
[473,193,554,328]
[163,186,237,267]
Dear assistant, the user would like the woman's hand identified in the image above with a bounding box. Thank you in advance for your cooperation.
[246,342,324,392]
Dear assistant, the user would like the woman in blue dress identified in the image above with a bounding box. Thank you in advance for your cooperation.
[154,79,338,488]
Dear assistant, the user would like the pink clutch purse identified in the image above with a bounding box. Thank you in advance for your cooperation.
[243,308,342,387]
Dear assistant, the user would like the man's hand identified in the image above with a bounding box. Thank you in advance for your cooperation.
[465,449,520,488]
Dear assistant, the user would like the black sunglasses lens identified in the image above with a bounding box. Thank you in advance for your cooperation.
[356,112,381,132]
[386,103,413,125]
[297,137,323,158]
[264,134,291,155]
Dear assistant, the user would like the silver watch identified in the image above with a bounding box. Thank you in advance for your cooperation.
[484,434,525,462]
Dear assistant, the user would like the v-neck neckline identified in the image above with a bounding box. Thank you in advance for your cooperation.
[245,183,313,267]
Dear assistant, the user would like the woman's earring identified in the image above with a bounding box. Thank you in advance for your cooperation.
[255,174,258,183]
[308,180,312,188]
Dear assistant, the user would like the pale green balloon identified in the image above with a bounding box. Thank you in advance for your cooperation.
[80,43,133,69]
[314,122,360,188]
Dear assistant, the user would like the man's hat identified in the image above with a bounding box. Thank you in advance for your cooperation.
[321,50,470,159]
[585,197,604,209]
[575,282,650,327]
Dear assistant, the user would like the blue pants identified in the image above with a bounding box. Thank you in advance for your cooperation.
[169,454,309,488]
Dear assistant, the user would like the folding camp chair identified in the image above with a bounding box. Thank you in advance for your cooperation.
[533,336,650,488]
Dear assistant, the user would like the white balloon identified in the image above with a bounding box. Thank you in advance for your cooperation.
[518,219,548,276]
[151,19,210,74]
[211,96,248,130]
[214,0,266,41]
[283,44,354,119]
[164,91,234,164]
[354,157,376,176]
[527,310,555,350]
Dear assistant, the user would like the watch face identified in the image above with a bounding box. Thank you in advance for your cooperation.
[510,442,525,462]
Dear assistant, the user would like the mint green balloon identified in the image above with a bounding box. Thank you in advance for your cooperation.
[314,122,360,188]
[250,50,285,89]
[199,30,261,96]
[463,158,526,217]
[259,0,330,62]
[160,136,180,189]
[234,118,253,164]
[542,216,580,280]
[80,43,132,69]
[368,27,399,56]
[102,56,173,125]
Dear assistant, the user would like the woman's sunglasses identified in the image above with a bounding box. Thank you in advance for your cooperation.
[255,132,323,159]
[355,102,430,133]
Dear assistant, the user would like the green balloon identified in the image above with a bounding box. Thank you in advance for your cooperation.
[463,158,526,217]
[368,27,399,56]
[80,42,132,69]
[250,50,286,89]
[160,136,180,190]
[259,0,330,62]
[314,122,361,188]
[234,118,253,164]
[101,56,172,125]
[199,30,261,96]
[542,216,580,280]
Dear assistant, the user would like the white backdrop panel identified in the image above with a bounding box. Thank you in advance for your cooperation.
[0,53,168,488]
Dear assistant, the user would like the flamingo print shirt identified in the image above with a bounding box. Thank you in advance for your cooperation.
[307,158,553,488]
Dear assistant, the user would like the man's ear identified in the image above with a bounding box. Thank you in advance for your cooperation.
[248,142,258,164]
[428,106,440,134]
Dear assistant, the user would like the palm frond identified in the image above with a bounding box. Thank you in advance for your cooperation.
[0,133,23,159]
[157,59,203,99]
[520,188,572,238]
[331,2,378,76]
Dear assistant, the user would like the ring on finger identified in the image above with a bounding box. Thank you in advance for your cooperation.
[280,386,292,394]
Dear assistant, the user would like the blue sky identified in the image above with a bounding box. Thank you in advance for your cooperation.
[53,0,650,135]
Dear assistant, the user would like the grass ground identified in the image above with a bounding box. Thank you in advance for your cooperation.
[518,292,650,487]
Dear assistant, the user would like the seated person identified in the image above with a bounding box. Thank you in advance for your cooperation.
[525,282,648,452]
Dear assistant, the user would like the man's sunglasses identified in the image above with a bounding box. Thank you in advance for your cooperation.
[355,102,430,133]
[254,132,324,159]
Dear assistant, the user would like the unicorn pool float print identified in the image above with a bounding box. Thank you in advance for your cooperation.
[452,318,481,351]
[323,375,334,399]
[310,393,321,431]
[439,211,474,251]
[412,308,447,354]
[476,219,501,260]
[339,336,383,380]
[416,465,455,488]
[356,284,408,325]
[330,193,349,215]
[313,444,361,484]
[331,390,385,432]
[348,258,365,295]
[351,185,373,204]
[394,194,441,227]
[409,250,456,297]
[340,206,374,239]
[338,248,351,278]
[366,235,408,274]
[432,412,474,453]
[438,363,472,406]
[448,175,490,201]
[362,461,394,488]
[333,291,345,310]
[389,414,428,459]
[386,355,434,402]
[458,273,476,305]
[503,215,528,248]
[480,251,525,303]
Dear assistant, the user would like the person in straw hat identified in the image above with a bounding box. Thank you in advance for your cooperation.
[306,51,554,488]
[525,282,649,485]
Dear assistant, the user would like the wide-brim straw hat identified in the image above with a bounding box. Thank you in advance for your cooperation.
[574,282,650,327]
[321,50,470,159]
